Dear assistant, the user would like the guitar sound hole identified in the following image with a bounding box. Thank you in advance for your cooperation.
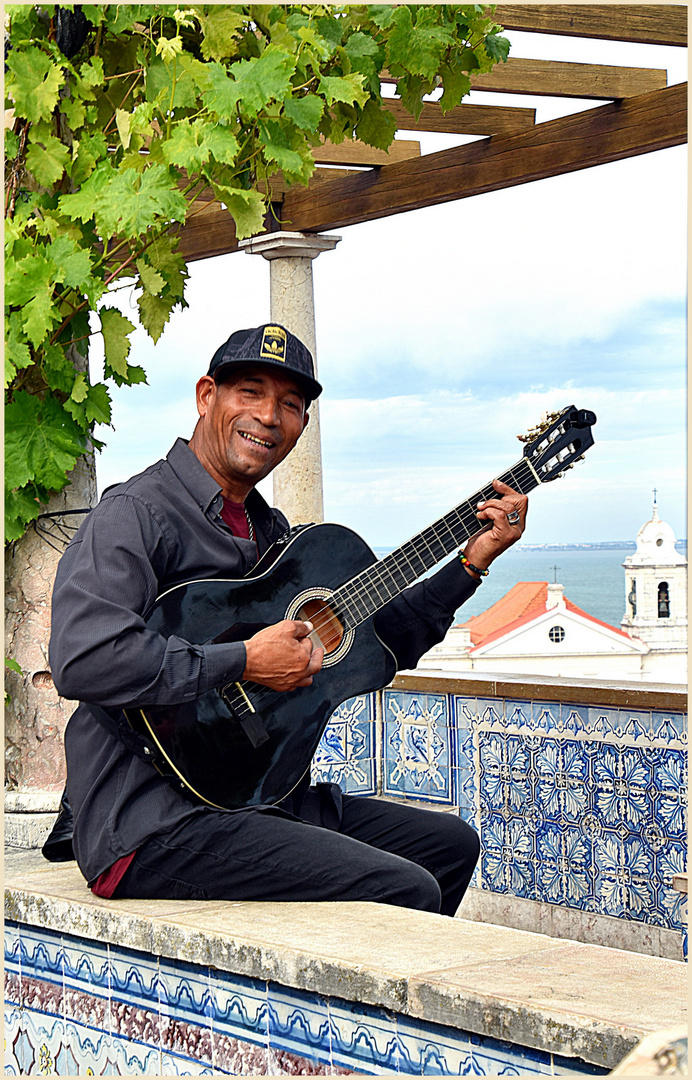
[297,598,344,655]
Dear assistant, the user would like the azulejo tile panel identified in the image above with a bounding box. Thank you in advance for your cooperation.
[314,694,376,795]
[429,692,690,933]
[5,923,609,1076]
[383,690,453,804]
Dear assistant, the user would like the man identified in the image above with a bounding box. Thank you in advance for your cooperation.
[49,323,528,913]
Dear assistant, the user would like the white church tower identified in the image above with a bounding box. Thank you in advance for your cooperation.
[621,494,687,682]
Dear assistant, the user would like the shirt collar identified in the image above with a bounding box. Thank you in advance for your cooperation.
[166,438,221,514]
[166,437,280,536]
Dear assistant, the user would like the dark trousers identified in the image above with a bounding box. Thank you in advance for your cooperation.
[115,795,480,916]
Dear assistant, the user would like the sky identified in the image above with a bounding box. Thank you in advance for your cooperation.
[91,26,687,550]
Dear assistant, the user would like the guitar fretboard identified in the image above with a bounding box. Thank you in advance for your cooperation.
[332,457,539,630]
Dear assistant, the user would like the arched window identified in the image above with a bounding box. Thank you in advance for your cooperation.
[658,582,670,618]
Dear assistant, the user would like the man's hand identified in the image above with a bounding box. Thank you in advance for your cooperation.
[461,479,528,577]
[243,619,324,691]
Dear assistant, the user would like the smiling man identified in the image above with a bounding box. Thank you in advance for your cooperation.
[48,323,528,912]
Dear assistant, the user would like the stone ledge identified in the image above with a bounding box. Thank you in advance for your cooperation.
[4,847,687,1070]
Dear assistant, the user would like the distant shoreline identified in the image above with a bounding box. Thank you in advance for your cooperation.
[514,541,688,551]
[373,541,687,553]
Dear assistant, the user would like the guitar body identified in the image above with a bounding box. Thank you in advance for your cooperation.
[124,523,397,811]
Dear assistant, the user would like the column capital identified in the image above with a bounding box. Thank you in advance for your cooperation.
[238,230,341,260]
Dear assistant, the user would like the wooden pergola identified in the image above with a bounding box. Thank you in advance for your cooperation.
[178,4,687,262]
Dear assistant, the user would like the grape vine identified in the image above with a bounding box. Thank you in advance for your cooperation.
[4,4,509,542]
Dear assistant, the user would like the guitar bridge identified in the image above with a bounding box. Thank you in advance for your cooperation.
[219,683,270,749]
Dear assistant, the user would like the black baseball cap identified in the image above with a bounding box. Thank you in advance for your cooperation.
[207,324,322,404]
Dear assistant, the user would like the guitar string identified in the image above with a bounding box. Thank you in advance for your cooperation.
[220,458,540,717]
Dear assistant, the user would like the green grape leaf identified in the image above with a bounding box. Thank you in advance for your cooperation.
[162,118,213,171]
[25,133,71,187]
[5,391,85,491]
[136,259,166,296]
[198,7,247,60]
[485,33,511,65]
[85,382,112,425]
[42,343,78,394]
[137,291,173,343]
[283,94,324,132]
[318,73,367,108]
[205,125,241,165]
[22,291,59,348]
[5,486,44,544]
[59,161,113,224]
[6,47,62,123]
[95,165,188,240]
[100,307,136,378]
[47,236,93,291]
[213,183,266,240]
[355,98,397,150]
[70,371,89,403]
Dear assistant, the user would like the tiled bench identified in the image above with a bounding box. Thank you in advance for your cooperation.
[5,848,687,1076]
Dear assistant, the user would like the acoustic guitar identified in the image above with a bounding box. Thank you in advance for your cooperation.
[124,405,596,810]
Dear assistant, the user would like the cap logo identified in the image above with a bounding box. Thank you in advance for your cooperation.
[260,325,287,363]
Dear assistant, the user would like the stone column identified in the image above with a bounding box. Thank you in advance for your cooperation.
[238,231,340,525]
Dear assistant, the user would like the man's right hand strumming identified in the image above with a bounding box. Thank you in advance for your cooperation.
[243,619,324,691]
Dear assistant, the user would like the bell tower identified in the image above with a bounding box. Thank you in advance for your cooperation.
[621,494,687,655]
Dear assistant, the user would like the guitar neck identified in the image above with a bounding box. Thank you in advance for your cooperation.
[333,457,540,630]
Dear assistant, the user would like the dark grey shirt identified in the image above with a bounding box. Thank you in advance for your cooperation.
[50,439,480,882]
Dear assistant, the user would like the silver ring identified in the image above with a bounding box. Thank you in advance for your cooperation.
[507,510,521,525]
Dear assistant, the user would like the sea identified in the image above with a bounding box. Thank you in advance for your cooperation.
[372,543,688,630]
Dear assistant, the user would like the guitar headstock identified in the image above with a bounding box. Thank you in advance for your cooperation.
[518,406,596,483]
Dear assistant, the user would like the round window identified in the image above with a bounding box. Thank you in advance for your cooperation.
[656,538,663,547]
[549,625,566,644]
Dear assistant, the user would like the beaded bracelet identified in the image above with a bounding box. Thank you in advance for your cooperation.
[459,553,489,578]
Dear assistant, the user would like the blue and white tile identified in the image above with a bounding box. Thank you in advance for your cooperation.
[397,1014,473,1075]
[475,697,504,728]
[593,832,656,921]
[266,984,331,1059]
[383,693,452,804]
[108,942,161,1011]
[314,694,376,795]
[452,694,477,734]
[592,745,651,832]
[327,998,400,1072]
[210,968,267,1043]
[651,749,688,839]
[586,707,619,742]
[479,733,533,816]
[62,934,110,997]
[503,697,534,733]
[558,703,591,740]
[19,924,64,985]
[656,842,688,932]
[19,1007,67,1076]
[535,739,590,827]
[158,956,213,1028]
[535,825,592,908]
[480,813,536,898]
[4,1006,23,1075]
[469,1031,553,1075]
[651,710,687,746]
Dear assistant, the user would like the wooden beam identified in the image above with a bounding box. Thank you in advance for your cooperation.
[469,57,667,99]
[312,137,420,167]
[381,57,667,99]
[176,169,363,262]
[277,83,686,233]
[384,99,536,135]
[492,5,687,47]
